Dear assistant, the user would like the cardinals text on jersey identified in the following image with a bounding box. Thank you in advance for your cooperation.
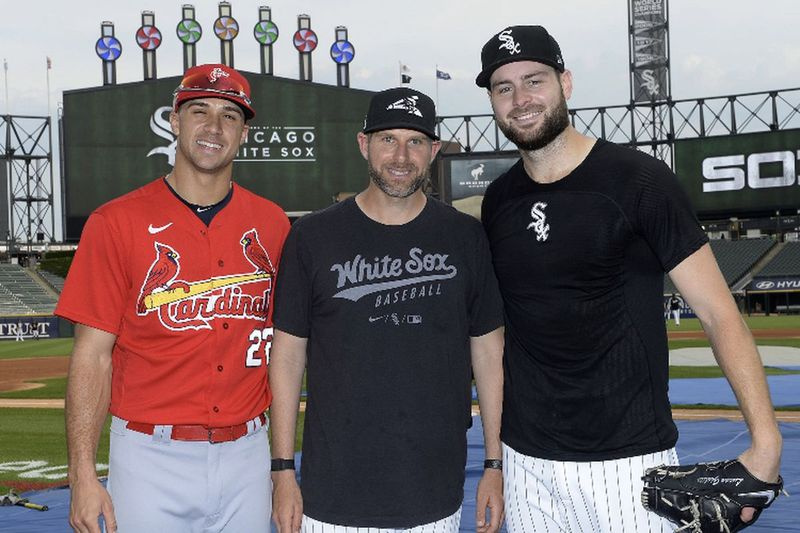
[137,228,275,332]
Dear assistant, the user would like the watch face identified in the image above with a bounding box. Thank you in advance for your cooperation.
[95,36,122,61]
[214,16,239,41]
[177,19,202,44]
[293,29,318,53]
[136,25,162,50]
[330,40,355,64]
[254,20,279,45]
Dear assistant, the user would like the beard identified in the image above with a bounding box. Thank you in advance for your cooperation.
[367,161,429,198]
[497,92,570,151]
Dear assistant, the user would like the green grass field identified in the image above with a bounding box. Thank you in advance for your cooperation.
[667,315,800,332]
[0,377,67,399]
[0,410,110,494]
[0,314,797,492]
[0,338,73,360]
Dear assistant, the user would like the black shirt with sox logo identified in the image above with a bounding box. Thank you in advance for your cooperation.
[273,196,504,527]
[481,140,708,462]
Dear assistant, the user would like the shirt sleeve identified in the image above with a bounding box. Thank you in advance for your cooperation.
[468,221,505,337]
[272,222,312,338]
[55,211,130,335]
[632,159,709,272]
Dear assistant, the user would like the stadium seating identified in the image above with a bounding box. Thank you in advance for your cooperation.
[663,238,776,294]
[0,264,58,315]
[37,268,66,293]
[756,241,800,277]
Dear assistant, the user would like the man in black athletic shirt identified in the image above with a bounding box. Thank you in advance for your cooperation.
[269,87,505,533]
[475,25,782,532]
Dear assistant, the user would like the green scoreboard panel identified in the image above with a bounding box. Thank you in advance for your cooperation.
[63,73,374,241]
[673,129,800,218]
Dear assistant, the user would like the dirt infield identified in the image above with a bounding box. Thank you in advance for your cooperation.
[0,356,69,393]
[1,352,798,423]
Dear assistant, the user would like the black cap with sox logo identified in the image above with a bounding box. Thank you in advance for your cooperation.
[476,25,565,88]
[363,87,439,141]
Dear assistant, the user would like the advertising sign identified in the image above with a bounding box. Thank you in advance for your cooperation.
[0,316,60,341]
[439,152,519,218]
[62,73,374,240]
[630,0,669,102]
[673,129,800,217]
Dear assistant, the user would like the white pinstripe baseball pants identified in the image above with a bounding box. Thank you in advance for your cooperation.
[503,443,678,533]
[300,506,462,533]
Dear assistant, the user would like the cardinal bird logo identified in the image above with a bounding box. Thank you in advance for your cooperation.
[240,229,275,274]
[137,242,190,314]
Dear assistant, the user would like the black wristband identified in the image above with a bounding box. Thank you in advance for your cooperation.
[271,458,295,471]
[484,459,503,470]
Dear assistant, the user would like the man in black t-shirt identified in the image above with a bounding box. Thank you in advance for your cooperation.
[475,25,782,532]
[269,87,505,533]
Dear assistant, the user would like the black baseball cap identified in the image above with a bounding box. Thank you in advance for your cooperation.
[475,25,565,88]
[362,87,439,140]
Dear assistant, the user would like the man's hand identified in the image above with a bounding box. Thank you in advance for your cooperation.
[68,477,116,533]
[738,443,782,523]
[476,468,504,533]
[272,471,303,533]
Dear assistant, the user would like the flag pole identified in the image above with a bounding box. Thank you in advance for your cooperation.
[46,58,52,119]
[435,64,440,112]
[3,59,9,115]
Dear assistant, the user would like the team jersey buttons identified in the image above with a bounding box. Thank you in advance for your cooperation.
[222,322,229,329]
[217,365,224,372]
[213,406,219,413]
[218,260,224,267]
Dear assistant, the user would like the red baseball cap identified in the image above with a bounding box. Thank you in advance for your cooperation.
[173,63,255,120]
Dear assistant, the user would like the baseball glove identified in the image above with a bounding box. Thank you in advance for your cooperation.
[641,459,783,533]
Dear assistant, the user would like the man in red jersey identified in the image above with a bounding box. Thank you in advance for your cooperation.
[57,63,289,532]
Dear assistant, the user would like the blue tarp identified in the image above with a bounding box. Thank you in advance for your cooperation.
[669,374,800,407]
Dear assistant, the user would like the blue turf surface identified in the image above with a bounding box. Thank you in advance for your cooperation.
[2,417,797,532]
[669,374,800,407]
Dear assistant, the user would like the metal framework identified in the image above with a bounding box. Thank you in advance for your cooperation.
[0,115,55,250]
[436,87,800,165]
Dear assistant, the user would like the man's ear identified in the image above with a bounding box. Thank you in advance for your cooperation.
[356,132,370,161]
[560,69,573,100]
[169,110,180,136]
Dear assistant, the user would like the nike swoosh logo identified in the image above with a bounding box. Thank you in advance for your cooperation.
[196,206,212,212]
[148,223,173,234]
[368,316,385,323]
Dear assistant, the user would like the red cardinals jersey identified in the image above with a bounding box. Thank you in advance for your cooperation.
[56,178,290,426]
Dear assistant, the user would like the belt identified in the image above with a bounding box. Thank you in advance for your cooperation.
[126,413,266,443]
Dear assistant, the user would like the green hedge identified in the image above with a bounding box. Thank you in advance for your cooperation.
[39,254,74,278]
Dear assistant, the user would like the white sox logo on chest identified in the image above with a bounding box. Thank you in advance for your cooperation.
[526,202,550,241]
[330,247,457,312]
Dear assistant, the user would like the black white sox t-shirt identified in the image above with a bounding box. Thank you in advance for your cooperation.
[274,196,504,527]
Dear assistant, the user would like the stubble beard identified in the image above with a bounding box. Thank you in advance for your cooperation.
[367,162,429,199]
[498,93,570,152]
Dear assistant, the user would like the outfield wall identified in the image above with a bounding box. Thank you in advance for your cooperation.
[0,316,68,341]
